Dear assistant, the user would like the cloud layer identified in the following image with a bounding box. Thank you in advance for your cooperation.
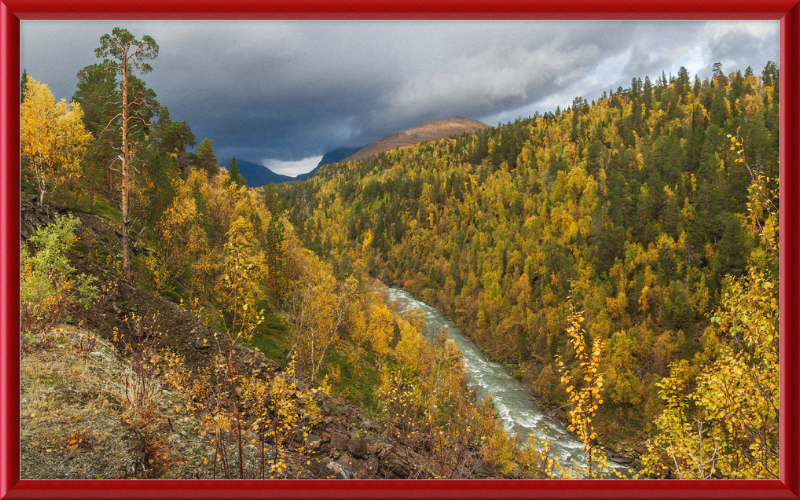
[21,20,778,172]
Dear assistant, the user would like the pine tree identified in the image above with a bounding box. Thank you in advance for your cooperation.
[72,62,119,210]
[195,138,218,178]
[264,210,286,307]
[229,156,240,183]
[20,69,28,103]
[228,155,247,187]
[93,27,159,281]
[160,118,196,180]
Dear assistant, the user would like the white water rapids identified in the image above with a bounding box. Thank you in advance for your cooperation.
[386,287,631,478]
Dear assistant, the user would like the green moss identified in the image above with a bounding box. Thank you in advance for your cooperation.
[248,312,293,368]
[91,198,122,224]
[317,345,381,412]
[72,239,90,256]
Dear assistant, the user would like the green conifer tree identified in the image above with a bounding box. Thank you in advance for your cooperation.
[228,155,247,187]
[20,69,28,103]
[195,138,218,178]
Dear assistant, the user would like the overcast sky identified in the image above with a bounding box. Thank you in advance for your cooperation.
[21,21,779,176]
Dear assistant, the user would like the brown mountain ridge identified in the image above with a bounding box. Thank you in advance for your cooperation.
[342,117,489,162]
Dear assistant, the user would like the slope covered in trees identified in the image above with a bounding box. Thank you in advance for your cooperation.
[275,63,780,455]
[19,24,780,477]
[20,29,560,480]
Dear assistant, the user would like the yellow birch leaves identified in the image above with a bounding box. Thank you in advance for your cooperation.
[21,76,91,206]
[555,291,612,479]
[366,304,394,370]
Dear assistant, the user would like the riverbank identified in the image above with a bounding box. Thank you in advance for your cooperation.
[384,286,635,477]
[382,283,643,474]
[514,369,642,470]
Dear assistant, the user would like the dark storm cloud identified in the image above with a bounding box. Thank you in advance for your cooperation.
[21,20,778,174]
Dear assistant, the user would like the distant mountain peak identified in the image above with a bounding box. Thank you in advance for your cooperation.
[343,117,489,162]
[221,118,488,186]
[220,158,295,187]
[294,147,364,181]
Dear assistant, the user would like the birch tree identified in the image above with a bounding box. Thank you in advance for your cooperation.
[20,76,90,207]
[286,250,357,382]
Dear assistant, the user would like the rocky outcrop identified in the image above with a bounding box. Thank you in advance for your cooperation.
[20,193,55,239]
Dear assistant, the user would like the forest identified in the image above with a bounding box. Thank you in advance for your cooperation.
[19,27,779,480]
[274,62,780,478]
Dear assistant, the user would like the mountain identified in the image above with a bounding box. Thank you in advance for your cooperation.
[316,147,364,169]
[220,116,489,186]
[342,117,489,162]
[295,147,363,181]
[220,158,295,187]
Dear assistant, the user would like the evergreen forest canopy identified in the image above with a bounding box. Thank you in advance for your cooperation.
[19,26,779,479]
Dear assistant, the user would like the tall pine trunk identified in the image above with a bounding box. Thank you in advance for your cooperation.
[121,57,131,281]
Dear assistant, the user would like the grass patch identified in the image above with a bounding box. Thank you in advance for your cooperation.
[90,197,122,224]
[248,312,293,368]
[21,180,37,197]
[318,345,381,413]
[20,325,212,479]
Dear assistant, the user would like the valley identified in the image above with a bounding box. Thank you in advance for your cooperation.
[17,26,780,481]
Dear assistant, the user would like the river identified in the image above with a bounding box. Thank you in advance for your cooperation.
[386,287,631,478]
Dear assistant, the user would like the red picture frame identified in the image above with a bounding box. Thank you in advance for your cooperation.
[1,1,798,498]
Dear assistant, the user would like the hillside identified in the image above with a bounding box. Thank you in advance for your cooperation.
[275,65,780,478]
[18,194,530,480]
[317,147,363,166]
[20,34,781,479]
[342,117,489,162]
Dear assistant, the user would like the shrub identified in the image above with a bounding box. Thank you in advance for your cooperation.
[21,214,98,336]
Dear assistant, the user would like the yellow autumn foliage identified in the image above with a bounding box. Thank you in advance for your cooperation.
[21,76,91,206]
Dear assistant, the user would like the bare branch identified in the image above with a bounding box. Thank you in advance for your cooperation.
[99,113,124,138]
